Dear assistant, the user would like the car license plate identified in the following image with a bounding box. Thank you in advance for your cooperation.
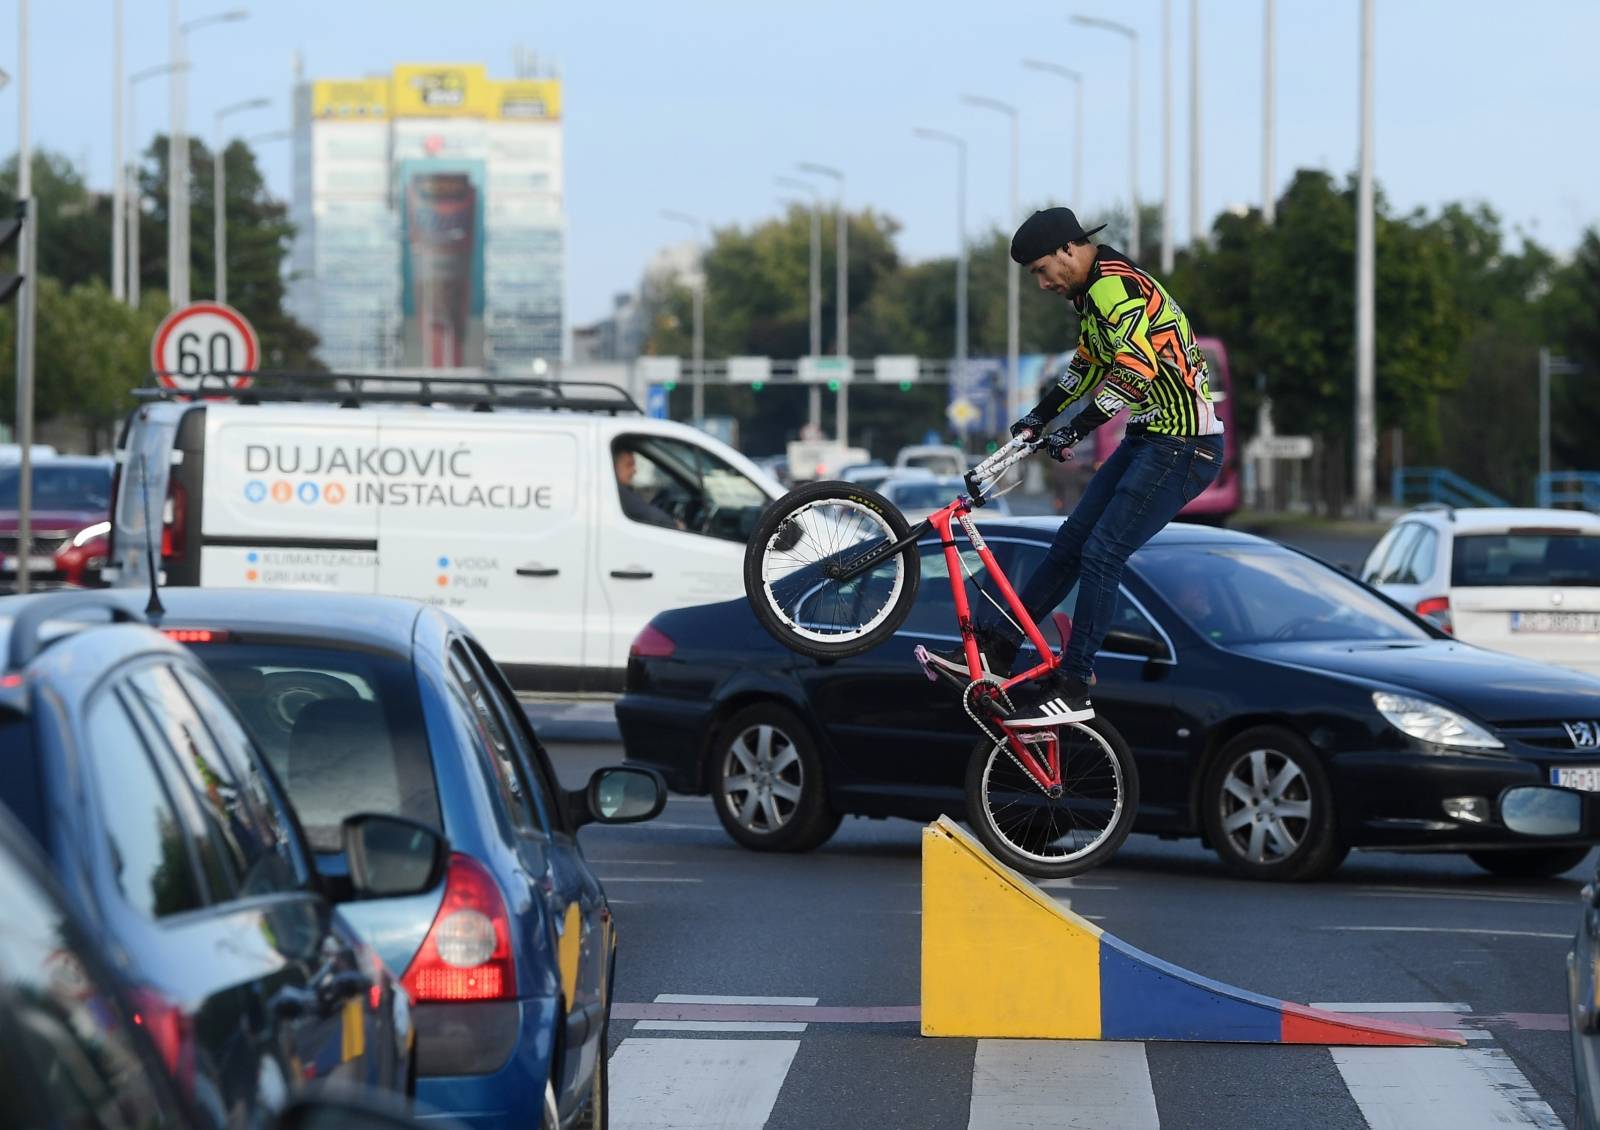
[0,555,55,574]
[1551,766,1600,792]
[1511,611,1600,634]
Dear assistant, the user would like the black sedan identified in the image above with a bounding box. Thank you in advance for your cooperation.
[619,519,1600,881]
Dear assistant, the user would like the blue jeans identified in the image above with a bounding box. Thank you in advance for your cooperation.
[999,432,1224,682]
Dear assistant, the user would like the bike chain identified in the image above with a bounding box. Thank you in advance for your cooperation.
[962,676,1062,786]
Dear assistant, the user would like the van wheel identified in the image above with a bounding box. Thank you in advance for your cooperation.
[711,704,840,852]
[1202,726,1347,881]
[1468,847,1591,879]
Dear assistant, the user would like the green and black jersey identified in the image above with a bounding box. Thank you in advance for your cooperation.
[1033,246,1224,438]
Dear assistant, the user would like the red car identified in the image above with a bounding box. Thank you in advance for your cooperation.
[0,457,115,588]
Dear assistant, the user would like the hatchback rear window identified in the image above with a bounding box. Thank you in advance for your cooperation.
[190,643,441,852]
[1451,532,1600,588]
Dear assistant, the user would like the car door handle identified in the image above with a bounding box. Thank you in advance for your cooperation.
[610,569,654,580]
[517,564,561,577]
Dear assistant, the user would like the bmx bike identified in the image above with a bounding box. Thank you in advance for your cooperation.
[742,435,1138,878]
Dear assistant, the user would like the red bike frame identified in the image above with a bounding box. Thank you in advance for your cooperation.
[926,495,1063,792]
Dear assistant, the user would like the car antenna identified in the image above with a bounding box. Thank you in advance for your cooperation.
[136,452,165,621]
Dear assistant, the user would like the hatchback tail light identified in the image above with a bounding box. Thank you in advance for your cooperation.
[401,855,514,1003]
[629,624,676,660]
[1415,596,1453,634]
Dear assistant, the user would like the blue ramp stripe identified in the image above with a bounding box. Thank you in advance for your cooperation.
[1098,934,1284,1042]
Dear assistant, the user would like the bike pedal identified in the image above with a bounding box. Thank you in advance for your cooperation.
[912,645,940,683]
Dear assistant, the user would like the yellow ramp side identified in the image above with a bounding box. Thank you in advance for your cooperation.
[921,816,1103,1038]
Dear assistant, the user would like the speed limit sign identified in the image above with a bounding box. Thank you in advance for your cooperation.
[151,302,260,389]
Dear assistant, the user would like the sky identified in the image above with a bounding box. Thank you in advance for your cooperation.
[2,0,1597,328]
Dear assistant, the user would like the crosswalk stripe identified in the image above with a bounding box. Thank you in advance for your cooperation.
[634,1020,808,1033]
[967,1040,1159,1130]
[609,1038,800,1130]
[1331,1046,1564,1129]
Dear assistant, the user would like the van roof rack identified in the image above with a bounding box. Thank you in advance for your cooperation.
[133,371,642,415]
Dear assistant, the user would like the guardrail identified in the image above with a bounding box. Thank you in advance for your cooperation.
[1391,467,1509,509]
[1536,471,1600,511]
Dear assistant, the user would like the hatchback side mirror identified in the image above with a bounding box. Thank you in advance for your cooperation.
[568,767,667,828]
[1101,626,1170,662]
[340,814,448,900]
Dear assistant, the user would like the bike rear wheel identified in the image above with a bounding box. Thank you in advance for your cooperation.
[963,717,1139,878]
[744,480,921,660]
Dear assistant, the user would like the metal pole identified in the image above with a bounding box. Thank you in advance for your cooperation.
[127,160,140,305]
[796,163,848,442]
[1072,18,1140,256]
[1189,0,1202,249]
[112,0,126,301]
[777,175,824,431]
[1020,61,1083,208]
[913,128,969,384]
[1161,0,1174,272]
[16,0,34,594]
[213,98,270,304]
[1262,0,1276,223]
[1539,347,1551,485]
[169,0,185,307]
[1353,0,1376,519]
[659,210,705,424]
[961,96,1021,422]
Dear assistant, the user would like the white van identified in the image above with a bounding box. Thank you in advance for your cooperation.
[107,377,782,691]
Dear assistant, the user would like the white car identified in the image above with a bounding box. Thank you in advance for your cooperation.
[879,474,1011,524]
[107,376,783,692]
[1361,506,1600,677]
[894,443,967,477]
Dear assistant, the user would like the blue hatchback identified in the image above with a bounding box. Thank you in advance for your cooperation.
[92,588,664,1129]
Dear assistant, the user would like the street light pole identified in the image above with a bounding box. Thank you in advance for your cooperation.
[1021,60,1084,207]
[112,0,126,300]
[1353,0,1376,519]
[660,210,706,425]
[128,62,186,308]
[1539,348,1583,487]
[776,175,824,433]
[16,0,36,594]
[172,7,251,308]
[913,128,969,388]
[1262,0,1276,222]
[1161,0,1174,272]
[962,95,1021,424]
[1073,16,1140,258]
[1189,0,1203,251]
[798,163,849,443]
[213,97,270,304]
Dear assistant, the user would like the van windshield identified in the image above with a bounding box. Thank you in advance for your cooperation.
[190,642,442,852]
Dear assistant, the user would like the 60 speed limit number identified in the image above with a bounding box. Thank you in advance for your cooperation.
[151,302,260,390]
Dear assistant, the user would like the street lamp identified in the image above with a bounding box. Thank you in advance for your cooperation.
[962,94,1021,424]
[1072,14,1141,258]
[775,175,824,433]
[1021,60,1084,209]
[113,0,125,300]
[170,5,250,307]
[213,96,270,305]
[15,0,36,594]
[797,162,849,443]
[1189,0,1203,254]
[660,209,706,425]
[1262,0,1276,223]
[912,128,969,387]
[127,61,187,307]
[1354,0,1376,519]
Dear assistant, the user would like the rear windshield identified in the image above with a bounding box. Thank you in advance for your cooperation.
[889,482,956,510]
[190,643,441,852]
[0,465,112,511]
[1451,532,1600,588]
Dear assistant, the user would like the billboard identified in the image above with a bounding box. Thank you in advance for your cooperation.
[399,159,487,368]
[311,79,391,120]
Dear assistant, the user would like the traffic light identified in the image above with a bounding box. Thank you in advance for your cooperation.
[0,203,23,306]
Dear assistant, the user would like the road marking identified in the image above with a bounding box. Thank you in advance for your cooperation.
[1319,926,1570,940]
[596,877,703,884]
[634,1020,808,1033]
[1332,1046,1563,1129]
[655,994,820,1006]
[1356,887,1569,906]
[639,821,724,831]
[1036,879,1119,890]
[1311,1002,1472,1013]
[615,1002,917,1024]
[967,1040,1158,1130]
[587,859,678,865]
[609,1038,799,1130]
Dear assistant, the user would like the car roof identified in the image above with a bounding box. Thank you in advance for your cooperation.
[7,455,113,471]
[84,588,431,655]
[979,518,1276,549]
[1406,507,1600,533]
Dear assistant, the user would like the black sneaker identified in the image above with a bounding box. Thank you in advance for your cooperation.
[1001,673,1094,729]
[921,632,1019,682]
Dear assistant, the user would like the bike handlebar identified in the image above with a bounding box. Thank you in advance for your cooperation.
[963,435,1038,501]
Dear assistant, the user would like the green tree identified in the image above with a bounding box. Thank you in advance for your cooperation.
[0,152,115,291]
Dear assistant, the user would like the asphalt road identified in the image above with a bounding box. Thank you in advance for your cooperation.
[548,740,1588,1130]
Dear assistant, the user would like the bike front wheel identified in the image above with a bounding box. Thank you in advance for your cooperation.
[963,717,1139,878]
[744,480,921,660]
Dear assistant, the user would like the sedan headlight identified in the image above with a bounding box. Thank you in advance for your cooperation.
[1372,691,1503,751]
[71,521,111,548]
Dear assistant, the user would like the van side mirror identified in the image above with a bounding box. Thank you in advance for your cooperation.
[340,814,448,900]
[568,767,667,828]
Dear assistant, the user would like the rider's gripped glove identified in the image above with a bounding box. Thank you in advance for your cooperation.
[1010,413,1047,440]
[1043,426,1084,462]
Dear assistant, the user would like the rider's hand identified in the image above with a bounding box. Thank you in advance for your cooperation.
[1043,426,1083,462]
[1010,413,1046,441]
